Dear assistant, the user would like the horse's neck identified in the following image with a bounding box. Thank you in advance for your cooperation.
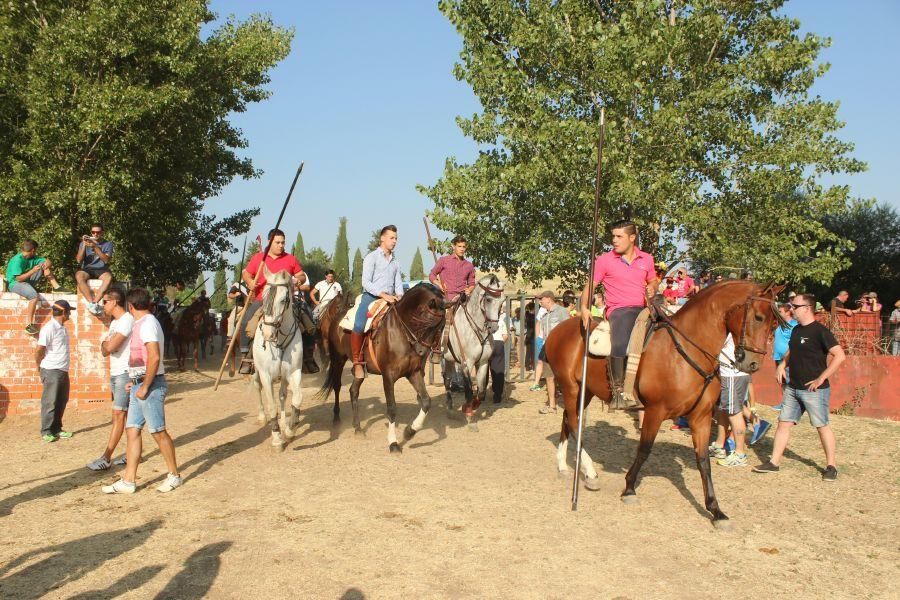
[671,298,730,354]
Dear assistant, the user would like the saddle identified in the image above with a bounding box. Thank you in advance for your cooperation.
[338,295,390,333]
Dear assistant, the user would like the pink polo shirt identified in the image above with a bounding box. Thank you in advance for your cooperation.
[593,249,656,316]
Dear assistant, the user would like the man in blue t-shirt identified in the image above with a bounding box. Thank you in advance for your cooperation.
[770,302,798,411]
[75,223,114,316]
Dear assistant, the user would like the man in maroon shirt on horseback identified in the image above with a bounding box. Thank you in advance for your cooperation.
[580,220,657,410]
[429,235,475,301]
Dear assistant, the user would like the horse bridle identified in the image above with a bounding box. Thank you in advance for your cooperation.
[260,281,298,346]
[733,295,781,364]
[461,281,504,347]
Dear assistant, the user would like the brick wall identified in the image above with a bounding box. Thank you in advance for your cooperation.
[0,281,110,418]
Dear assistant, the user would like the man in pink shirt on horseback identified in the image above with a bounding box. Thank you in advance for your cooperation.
[580,220,657,410]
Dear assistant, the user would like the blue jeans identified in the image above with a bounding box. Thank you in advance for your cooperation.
[780,386,831,428]
[126,375,168,433]
[353,293,378,333]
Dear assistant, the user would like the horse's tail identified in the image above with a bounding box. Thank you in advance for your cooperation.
[316,349,343,402]
[315,296,346,402]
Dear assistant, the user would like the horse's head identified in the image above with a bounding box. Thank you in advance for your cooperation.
[260,267,293,328]
[473,274,504,333]
[725,281,786,373]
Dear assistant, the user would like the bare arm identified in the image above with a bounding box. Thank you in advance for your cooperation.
[310,286,320,305]
[807,345,846,391]
[75,242,86,264]
[775,350,789,384]
[35,346,46,371]
[101,332,127,357]
[136,342,160,400]
[580,281,593,328]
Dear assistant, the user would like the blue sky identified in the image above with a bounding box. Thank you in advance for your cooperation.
[204,0,899,284]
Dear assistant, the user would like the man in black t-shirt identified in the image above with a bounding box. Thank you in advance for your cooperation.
[830,290,856,317]
[754,293,846,480]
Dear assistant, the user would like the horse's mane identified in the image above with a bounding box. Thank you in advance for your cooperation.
[675,279,786,326]
[398,281,443,306]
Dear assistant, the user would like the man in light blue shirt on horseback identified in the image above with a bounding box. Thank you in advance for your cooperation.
[351,225,404,378]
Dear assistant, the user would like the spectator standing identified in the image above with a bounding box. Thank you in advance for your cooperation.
[6,240,60,335]
[754,294,845,480]
[865,292,882,313]
[830,290,856,317]
[87,288,133,470]
[102,288,181,494]
[537,291,570,414]
[674,268,696,305]
[36,300,74,442]
[770,303,798,411]
[529,301,549,392]
[488,310,509,403]
[709,334,751,466]
[890,300,900,356]
[75,224,114,316]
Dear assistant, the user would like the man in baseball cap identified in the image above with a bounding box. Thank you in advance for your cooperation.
[36,299,75,442]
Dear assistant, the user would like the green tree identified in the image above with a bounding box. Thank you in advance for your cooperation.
[422,1,865,286]
[211,267,228,311]
[367,229,382,252]
[292,231,306,262]
[304,246,331,287]
[351,248,364,296]
[810,200,900,304]
[0,2,293,287]
[332,217,350,280]
[410,248,425,280]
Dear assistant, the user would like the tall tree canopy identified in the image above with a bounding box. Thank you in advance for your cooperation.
[304,247,331,287]
[292,231,306,262]
[0,1,293,286]
[423,0,865,286]
[410,248,425,280]
[332,217,350,280]
[210,267,228,310]
[351,248,364,296]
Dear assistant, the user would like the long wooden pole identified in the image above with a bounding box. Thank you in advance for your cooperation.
[571,108,605,511]
[214,161,305,390]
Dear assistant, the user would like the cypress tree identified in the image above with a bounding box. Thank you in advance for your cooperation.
[292,231,306,262]
[352,248,363,295]
[410,248,425,280]
[332,217,350,280]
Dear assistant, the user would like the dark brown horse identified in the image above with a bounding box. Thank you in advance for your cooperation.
[175,301,206,371]
[544,280,784,526]
[318,283,446,452]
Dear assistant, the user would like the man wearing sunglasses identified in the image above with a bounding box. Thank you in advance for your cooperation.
[754,294,845,481]
[75,223,114,315]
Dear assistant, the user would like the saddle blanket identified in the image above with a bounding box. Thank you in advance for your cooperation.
[338,295,389,333]
[587,320,612,357]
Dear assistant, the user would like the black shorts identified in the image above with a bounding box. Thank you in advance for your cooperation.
[79,266,110,279]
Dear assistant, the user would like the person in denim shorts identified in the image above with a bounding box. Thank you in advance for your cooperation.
[754,293,846,481]
[102,288,182,494]
[87,287,134,471]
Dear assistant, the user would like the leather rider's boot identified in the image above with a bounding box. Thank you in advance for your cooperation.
[350,332,366,379]
[608,355,640,411]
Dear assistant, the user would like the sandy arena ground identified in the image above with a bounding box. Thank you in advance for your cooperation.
[1,353,897,599]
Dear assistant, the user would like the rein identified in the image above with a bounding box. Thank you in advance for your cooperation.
[383,299,445,357]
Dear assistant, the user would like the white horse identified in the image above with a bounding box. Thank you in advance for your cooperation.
[442,274,504,429]
[251,268,304,449]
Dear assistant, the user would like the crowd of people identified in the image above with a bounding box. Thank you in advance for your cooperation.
[4,221,896,493]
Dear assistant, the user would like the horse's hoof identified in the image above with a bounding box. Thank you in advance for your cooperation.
[557,470,571,480]
[403,425,416,441]
[291,400,303,410]
[332,416,341,427]
[467,422,479,432]
[389,442,402,454]
[713,518,732,532]
[620,494,639,505]
[582,476,602,491]
[354,428,364,437]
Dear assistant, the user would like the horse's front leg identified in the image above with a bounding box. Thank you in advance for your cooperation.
[257,370,283,449]
[688,408,730,529]
[404,369,431,442]
[383,375,401,454]
[192,339,200,371]
[442,356,453,410]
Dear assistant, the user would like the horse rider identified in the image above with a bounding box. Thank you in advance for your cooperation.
[311,269,343,321]
[238,228,303,355]
[350,225,404,379]
[579,219,657,410]
[429,235,475,381]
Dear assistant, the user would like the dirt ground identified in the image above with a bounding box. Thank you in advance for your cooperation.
[1,353,897,599]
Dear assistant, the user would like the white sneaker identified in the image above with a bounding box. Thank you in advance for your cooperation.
[102,479,136,494]
[112,456,127,466]
[86,456,111,471]
[157,473,183,493]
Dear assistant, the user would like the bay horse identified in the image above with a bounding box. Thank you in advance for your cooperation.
[543,280,784,526]
[318,283,446,452]
[250,268,304,449]
[442,274,504,428]
[175,302,205,371]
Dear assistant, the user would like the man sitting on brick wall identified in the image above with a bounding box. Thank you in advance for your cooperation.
[75,223,114,316]
[6,239,60,335]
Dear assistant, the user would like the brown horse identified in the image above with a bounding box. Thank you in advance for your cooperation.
[544,280,784,526]
[318,283,446,452]
[175,301,206,371]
